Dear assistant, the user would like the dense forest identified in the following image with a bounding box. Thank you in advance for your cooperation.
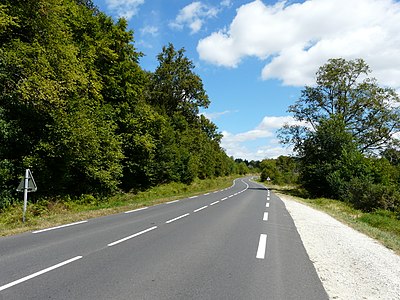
[0,0,243,210]
[261,59,400,214]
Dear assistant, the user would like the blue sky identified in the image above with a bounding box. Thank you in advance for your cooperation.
[92,0,400,161]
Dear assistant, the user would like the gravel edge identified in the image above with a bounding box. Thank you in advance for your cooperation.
[278,193,400,300]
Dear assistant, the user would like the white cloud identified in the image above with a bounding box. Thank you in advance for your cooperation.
[140,25,159,37]
[106,0,145,20]
[170,1,219,34]
[197,0,400,88]
[221,116,301,160]
[200,110,236,120]
[220,0,232,7]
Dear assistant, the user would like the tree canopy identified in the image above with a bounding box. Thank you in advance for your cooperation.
[280,58,400,154]
[0,0,240,209]
[279,58,400,212]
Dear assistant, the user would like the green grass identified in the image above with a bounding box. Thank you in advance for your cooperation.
[0,176,239,237]
[267,184,400,255]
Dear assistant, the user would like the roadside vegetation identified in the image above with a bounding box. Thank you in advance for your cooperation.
[259,58,400,254]
[0,0,251,224]
[0,176,239,237]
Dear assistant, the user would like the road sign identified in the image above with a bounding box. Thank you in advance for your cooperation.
[17,169,37,192]
[16,169,37,222]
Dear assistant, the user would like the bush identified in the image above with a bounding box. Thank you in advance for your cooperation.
[345,178,400,212]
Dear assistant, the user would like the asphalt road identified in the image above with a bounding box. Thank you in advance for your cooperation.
[0,178,328,299]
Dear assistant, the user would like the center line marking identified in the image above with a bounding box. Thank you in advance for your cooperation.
[267,197,270,201]
[263,212,269,221]
[265,202,270,208]
[256,234,268,259]
[194,206,208,212]
[0,256,83,291]
[166,213,190,224]
[125,207,148,214]
[32,221,88,234]
[210,200,219,206]
[189,195,198,199]
[108,226,158,247]
[221,197,228,201]
[228,195,234,198]
[204,193,210,195]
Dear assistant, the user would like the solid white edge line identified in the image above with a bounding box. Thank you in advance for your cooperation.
[165,213,190,224]
[167,200,179,204]
[124,207,148,214]
[0,256,83,291]
[256,234,268,259]
[263,212,269,221]
[194,206,208,212]
[108,226,157,247]
[210,201,219,206]
[32,221,88,234]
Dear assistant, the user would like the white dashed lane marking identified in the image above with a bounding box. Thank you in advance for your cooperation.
[32,221,88,234]
[194,206,208,212]
[166,213,190,224]
[256,234,268,259]
[125,207,148,214]
[108,226,158,247]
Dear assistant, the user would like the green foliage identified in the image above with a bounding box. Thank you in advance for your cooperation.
[345,178,400,212]
[0,0,236,210]
[260,156,298,185]
[357,210,400,235]
[280,58,400,213]
[280,58,400,154]
[148,43,210,120]
[299,117,356,197]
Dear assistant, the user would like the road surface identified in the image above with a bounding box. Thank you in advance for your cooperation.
[0,178,328,299]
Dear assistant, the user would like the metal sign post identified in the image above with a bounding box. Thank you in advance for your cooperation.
[16,169,37,223]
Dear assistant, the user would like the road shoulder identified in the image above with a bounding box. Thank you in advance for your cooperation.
[279,193,400,300]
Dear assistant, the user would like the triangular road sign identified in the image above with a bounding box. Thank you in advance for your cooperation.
[17,169,37,192]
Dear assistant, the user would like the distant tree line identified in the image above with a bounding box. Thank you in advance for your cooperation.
[261,58,400,214]
[260,156,298,185]
[0,0,243,209]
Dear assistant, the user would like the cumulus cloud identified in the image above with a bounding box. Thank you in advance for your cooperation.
[197,0,400,88]
[221,116,300,160]
[106,0,145,20]
[170,1,220,34]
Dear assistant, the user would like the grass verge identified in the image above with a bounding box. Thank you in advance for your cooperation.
[267,184,400,256]
[0,176,239,237]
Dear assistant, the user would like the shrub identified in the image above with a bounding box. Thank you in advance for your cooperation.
[345,178,400,212]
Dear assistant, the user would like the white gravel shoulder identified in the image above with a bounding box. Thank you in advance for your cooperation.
[279,194,400,300]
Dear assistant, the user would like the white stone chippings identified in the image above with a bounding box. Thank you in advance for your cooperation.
[279,194,400,300]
